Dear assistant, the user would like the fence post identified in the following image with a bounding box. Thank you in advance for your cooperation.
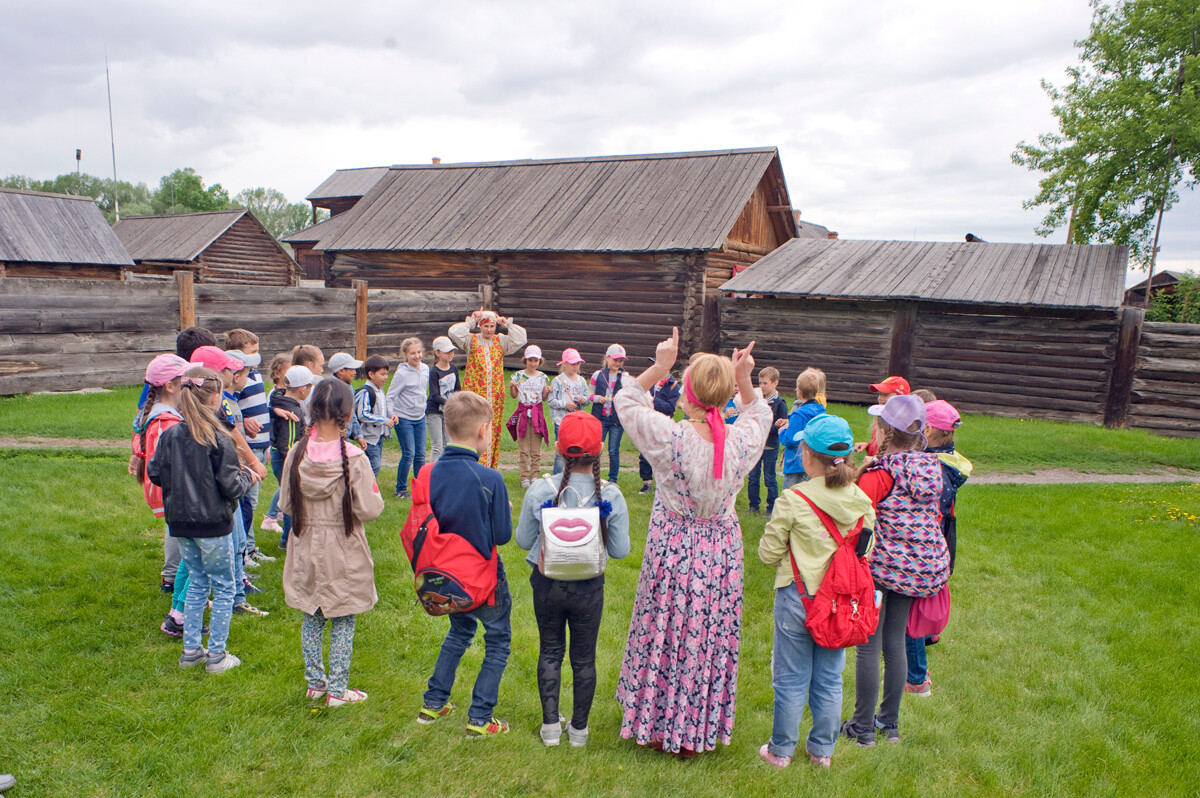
[887,301,918,379]
[1103,306,1144,428]
[353,280,368,361]
[175,270,195,330]
[480,283,494,311]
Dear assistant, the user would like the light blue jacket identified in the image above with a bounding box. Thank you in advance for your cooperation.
[516,471,631,569]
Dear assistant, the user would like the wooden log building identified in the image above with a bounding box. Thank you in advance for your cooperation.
[286,148,799,364]
[114,210,297,286]
[718,238,1131,425]
[0,188,134,280]
[287,166,391,280]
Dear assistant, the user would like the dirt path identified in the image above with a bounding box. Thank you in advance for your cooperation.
[2,437,1195,485]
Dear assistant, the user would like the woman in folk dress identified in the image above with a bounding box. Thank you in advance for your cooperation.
[614,328,770,756]
[447,309,528,468]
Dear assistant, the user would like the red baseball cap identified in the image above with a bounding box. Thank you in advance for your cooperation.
[556,411,602,458]
[868,376,911,395]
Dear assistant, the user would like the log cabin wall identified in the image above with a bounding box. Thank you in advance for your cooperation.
[1,262,124,280]
[194,283,357,358]
[197,214,296,286]
[1128,321,1200,437]
[367,288,484,358]
[327,250,492,293]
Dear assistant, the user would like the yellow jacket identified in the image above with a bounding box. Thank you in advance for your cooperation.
[759,477,876,595]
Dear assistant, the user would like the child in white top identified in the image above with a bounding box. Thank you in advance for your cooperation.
[509,344,551,487]
[387,337,429,499]
[548,348,590,475]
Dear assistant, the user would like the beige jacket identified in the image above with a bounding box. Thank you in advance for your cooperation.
[759,477,876,595]
[281,442,385,617]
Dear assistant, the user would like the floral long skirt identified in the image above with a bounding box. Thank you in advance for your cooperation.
[616,501,744,753]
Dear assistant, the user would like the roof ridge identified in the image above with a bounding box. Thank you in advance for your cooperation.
[0,187,96,202]
[386,147,780,171]
[118,209,246,221]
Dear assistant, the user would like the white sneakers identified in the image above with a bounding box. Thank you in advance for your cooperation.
[540,719,589,747]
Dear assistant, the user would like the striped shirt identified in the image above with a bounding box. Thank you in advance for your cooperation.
[235,370,270,449]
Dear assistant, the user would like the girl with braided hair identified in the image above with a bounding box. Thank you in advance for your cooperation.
[516,411,630,747]
[281,378,385,707]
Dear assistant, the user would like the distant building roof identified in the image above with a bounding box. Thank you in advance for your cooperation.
[282,212,351,245]
[795,219,833,239]
[1126,270,1189,291]
[305,167,391,202]
[720,238,1127,310]
[317,147,795,253]
[114,210,252,262]
[0,188,133,266]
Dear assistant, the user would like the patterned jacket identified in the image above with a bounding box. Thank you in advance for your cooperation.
[862,451,948,597]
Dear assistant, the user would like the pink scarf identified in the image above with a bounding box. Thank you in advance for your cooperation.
[684,373,726,479]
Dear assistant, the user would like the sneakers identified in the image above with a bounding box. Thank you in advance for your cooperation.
[179,647,208,669]
[416,703,456,725]
[205,650,241,674]
[638,481,653,494]
[874,716,900,743]
[466,717,509,737]
[808,751,832,769]
[243,580,264,595]
[327,688,368,707]
[233,602,269,617]
[520,478,532,489]
[394,490,411,500]
[840,720,876,747]
[540,722,562,746]
[905,679,932,698]
[161,613,184,638]
[160,579,174,594]
[567,724,589,748]
[261,516,282,532]
[306,686,328,701]
[749,506,761,516]
[251,548,276,563]
[758,743,790,769]
[243,556,261,570]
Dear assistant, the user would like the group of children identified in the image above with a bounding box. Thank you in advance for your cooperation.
[130,322,970,765]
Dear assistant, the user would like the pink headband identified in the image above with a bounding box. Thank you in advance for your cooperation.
[684,372,726,480]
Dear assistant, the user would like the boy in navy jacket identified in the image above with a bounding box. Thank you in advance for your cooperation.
[420,391,514,737]
[637,365,681,494]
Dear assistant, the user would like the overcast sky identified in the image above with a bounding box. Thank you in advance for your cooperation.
[2,0,1196,281]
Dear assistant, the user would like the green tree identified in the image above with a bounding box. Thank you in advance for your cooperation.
[1012,0,1199,265]
[1145,275,1200,322]
[0,171,153,223]
[232,186,324,240]
[152,168,232,215]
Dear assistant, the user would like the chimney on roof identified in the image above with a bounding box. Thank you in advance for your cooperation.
[965,233,986,242]
[828,231,838,240]
[431,157,441,165]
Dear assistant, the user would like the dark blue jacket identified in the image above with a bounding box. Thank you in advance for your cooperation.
[927,443,969,572]
[429,445,512,576]
[651,376,681,416]
[781,399,826,474]
[763,392,789,448]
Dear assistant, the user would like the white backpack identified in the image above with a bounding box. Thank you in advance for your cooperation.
[538,477,606,581]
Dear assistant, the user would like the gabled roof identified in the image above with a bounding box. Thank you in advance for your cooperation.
[317,147,795,253]
[1126,270,1189,291]
[114,210,250,262]
[282,211,351,245]
[795,219,833,239]
[0,188,133,266]
[306,167,391,202]
[720,238,1128,310]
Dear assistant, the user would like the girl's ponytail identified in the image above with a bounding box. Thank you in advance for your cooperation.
[133,383,159,482]
[176,367,228,448]
[802,441,860,489]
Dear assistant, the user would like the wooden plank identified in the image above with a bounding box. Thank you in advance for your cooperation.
[1104,306,1144,428]
[354,279,368,361]
[175,270,195,330]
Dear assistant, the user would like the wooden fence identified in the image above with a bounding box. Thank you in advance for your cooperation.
[0,275,480,394]
[718,297,1199,436]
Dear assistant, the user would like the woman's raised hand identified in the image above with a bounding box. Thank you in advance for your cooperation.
[655,327,680,373]
[731,341,756,381]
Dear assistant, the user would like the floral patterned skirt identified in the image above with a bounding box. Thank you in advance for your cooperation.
[616,500,744,753]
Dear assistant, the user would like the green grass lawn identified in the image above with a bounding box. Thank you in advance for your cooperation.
[1,380,1197,475]
[1,443,1198,796]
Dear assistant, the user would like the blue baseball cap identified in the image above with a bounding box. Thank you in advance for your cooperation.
[798,414,854,456]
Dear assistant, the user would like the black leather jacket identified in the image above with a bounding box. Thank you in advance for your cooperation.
[148,423,253,538]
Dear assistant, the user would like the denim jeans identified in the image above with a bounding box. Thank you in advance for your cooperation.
[176,534,236,654]
[395,417,427,494]
[783,471,809,489]
[271,448,291,546]
[600,420,622,483]
[231,508,247,605]
[239,448,269,551]
[428,413,447,462]
[747,445,780,512]
[906,635,929,685]
[768,586,845,759]
[364,440,383,476]
[552,422,564,475]
[423,573,512,724]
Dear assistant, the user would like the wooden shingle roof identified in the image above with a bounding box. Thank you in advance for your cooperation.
[317,148,792,253]
[305,167,391,202]
[114,210,249,262]
[0,188,133,266]
[721,238,1128,310]
[282,212,351,245]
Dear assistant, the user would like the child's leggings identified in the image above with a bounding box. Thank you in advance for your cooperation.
[301,609,356,696]
[529,570,603,730]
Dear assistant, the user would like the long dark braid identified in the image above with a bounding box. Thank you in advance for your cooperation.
[133,383,159,482]
[591,458,609,547]
[337,411,354,537]
[287,378,356,538]
[551,456,608,546]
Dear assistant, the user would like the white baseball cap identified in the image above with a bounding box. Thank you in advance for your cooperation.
[432,336,458,354]
[328,352,364,373]
[285,365,314,388]
[606,343,627,359]
[524,345,543,360]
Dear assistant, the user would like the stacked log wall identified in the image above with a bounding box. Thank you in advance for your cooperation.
[366,289,482,358]
[1128,321,1200,437]
[194,284,357,358]
[327,251,491,292]
[197,215,296,286]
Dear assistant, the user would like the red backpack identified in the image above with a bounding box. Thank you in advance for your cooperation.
[789,491,879,649]
[400,463,498,616]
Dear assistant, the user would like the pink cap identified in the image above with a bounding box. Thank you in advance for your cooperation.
[606,343,627,360]
[924,399,962,431]
[145,354,190,387]
[557,348,585,365]
[523,345,543,360]
[189,345,243,373]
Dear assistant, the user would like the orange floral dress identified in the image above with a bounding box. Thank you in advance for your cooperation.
[448,320,528,468]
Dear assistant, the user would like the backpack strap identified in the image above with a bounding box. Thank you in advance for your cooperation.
[410,513,435,570]
[788,489,865,594]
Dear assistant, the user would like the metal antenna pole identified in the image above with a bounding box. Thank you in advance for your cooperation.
[105,48,119,221]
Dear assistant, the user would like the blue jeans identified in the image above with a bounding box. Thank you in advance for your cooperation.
[395,417,427,494]
[600,420,622,483]
[271,448,292,546]
[906,635,929,685]
[423,573,513,724]
[176,534,236,654]
[231,509,247,605]
[364,440,383,477]
[748,445,780,512]
[768,586,845,759]
[552,422,563,475]
[783,471,809,489]
[239,448,269,551]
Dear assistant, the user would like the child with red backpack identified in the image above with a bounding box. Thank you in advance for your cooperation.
[414,391,514,737]
[757,415,876,769]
